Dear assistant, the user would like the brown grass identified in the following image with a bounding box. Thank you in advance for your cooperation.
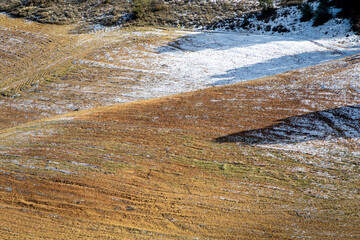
[1,54,360,238]
[0,14,182,129]
[0,14,359,239]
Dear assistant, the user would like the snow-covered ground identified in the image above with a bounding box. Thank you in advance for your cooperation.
[149,4,360,89]
[155,29,359,87]
[75,26,359,106]
[154,3,357,85]
[72,3,360,104]
[88,25,358,105]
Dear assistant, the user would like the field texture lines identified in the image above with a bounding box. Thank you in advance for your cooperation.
[1,52,360,238]
[0,13,360,239]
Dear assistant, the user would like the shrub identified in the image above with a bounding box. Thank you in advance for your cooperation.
[273,24,290,33]
[312,1,332,26]
[299,3,313,22]
[132,0,150,19]
[0,0,20,12]
[259,0,273,11]
[333,0,360,18]
[281,0,303,7]
[333,0,360,34]
[257,7,276,22]
[353,17,360,34]
[131,0,167,20]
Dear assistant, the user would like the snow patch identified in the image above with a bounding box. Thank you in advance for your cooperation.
[155,30,359,87]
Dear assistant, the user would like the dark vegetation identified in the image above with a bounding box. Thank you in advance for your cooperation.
[298,0,360,32]
[0,0,359,32]
[332,0,360,33]
[312,0,332,26]
[0,0,256,27]
[0,0,130,25]
[131,0,167,20]
[265,0,360,33]
[259,0,274,11]
[128,0,256,28]
[299,3,313,22]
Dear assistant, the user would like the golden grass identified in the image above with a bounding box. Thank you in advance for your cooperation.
[1,14,359,239]
[1,53,360,238]
[0,14,184,130]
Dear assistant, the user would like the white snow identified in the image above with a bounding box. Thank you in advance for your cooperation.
[147,4,360,90]
[70,161,100,168]
[70,2,360,106]
[155,31,358,87]
[66,3,360,109]
[85,27,358,105]
[45,166,75,174]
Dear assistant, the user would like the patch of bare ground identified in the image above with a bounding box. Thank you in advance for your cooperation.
[1,46,360,238]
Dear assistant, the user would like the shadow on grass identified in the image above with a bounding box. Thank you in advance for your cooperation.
[156,31,305,53]
[208,50,360,86]
[156,31,360,86]
[215,105,360,144]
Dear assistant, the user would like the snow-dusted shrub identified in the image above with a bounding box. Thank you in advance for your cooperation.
[353,17,360,34]
[299,3,313,22]
[281,0,303,7]
[333,0,360,19]
[333,0,360,33]
[313,1,332,26]
[131,0,167,20]
[257,0,276,23]
[259,0,273,11]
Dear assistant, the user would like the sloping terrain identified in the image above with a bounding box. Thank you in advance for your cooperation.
[0,14,184,129]
[1,12,359,131]
[1,10,360,239]
[0,0,258,27]
[1,51,360,238]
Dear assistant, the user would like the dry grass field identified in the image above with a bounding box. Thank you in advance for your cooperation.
[0,13,187,129]
[0,13,360,239]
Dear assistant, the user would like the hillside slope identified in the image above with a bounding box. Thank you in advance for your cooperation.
[1,13,359,131]
[0,0,258,27]
[0,52,359,239]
